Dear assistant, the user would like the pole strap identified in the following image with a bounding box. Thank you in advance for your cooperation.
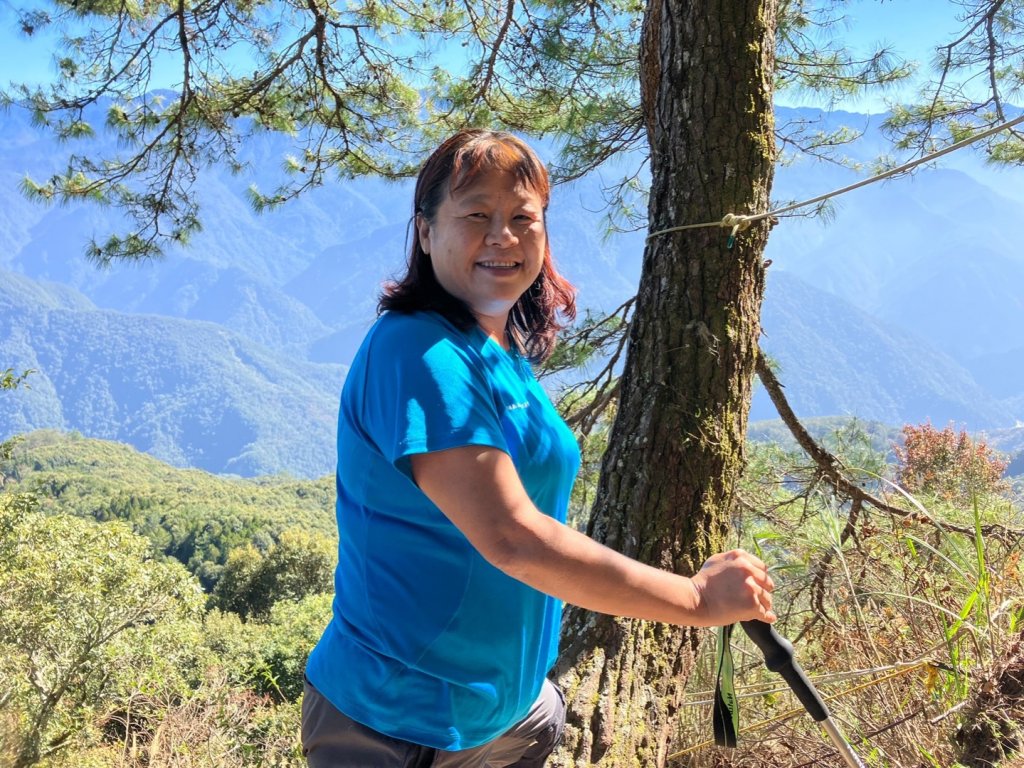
[713,623,740,747]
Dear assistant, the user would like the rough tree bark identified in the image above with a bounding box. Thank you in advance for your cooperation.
[552,1,778,765]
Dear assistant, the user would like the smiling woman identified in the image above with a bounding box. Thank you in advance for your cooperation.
[415,169,547,343]
[380,130,575,362]
[300,129,777,768]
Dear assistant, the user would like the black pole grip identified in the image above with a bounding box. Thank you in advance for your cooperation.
[740,620,830,722]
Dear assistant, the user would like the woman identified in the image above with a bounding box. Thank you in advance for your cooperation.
[302,130,775,768]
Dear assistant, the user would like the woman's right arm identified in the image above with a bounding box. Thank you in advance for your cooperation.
[410,444,775,628]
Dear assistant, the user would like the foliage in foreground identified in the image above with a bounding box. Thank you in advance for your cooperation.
[670,421,1024,767]
[2,422,1022,766]
[0,501,327,768]
[0,425,331,768]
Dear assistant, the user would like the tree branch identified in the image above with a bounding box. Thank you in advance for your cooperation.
[754,349,1023,544]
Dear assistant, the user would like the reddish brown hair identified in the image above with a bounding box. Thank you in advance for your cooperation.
[379,129,576,362]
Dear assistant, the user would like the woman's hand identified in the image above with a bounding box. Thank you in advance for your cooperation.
[687,549,776,626]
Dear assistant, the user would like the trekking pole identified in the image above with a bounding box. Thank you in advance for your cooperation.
[741,620,867,768]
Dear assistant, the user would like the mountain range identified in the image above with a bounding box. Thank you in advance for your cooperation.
[2,106,1022,476]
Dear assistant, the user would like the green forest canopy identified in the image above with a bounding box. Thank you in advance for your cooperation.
[1,430,336,588]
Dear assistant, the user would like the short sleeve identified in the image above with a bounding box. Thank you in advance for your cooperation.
[358,314,509,479]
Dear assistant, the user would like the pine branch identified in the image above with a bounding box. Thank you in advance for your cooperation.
[754,349,1024,545]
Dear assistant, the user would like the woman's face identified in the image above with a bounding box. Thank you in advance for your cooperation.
[416,169,547,333]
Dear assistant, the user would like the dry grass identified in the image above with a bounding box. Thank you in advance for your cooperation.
[956,631,1024,767]
[39,674,303,768]
[668,484,1024,768]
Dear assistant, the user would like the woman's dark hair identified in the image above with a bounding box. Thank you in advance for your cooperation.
[379,129,576,363]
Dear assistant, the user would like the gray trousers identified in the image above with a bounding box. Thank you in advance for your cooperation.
[301,677,566,768]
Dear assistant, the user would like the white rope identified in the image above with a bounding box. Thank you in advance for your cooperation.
[646,111,1024,243]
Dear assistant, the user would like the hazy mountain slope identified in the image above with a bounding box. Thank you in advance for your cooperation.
[3,104,1024,477]
[969,346,1024,399]
[876,240,1024,366]
[284,222,409,327]
[0,270,344,476]
[1,106,395,353]
[765,164,1024,369]
[10,207,336,352]
[752,271,1014,428]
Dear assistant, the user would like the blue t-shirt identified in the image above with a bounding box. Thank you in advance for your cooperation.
[305,310,581,750]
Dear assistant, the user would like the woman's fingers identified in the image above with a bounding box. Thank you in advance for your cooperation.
[692,549,777,625]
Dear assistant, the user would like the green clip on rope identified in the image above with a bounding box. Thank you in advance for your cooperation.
[713,623,740,747]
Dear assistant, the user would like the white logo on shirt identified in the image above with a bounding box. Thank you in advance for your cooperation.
[506,401,530,411]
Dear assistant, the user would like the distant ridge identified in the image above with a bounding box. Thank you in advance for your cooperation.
[2,105,1023,473]
[753,271,1014,428]
[0,270,343,477]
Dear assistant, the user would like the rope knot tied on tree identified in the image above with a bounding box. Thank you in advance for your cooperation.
[721,213,753,248]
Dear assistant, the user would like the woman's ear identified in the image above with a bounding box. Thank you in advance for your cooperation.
[415,213,432,255]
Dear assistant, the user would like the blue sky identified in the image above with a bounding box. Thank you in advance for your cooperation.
[826,0,964,64]
[780,0,974,110]
[0,0,975,112]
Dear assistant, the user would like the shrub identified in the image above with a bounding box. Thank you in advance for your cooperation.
[894,422,1008,504]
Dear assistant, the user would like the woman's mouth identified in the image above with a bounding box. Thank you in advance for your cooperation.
[477,261,520,271]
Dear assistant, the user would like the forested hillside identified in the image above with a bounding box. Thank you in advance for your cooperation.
[0,430,336,588]
[0,271,344,476]
[0,421,342,767]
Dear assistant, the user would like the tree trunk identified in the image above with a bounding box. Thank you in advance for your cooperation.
[552,1,778,765]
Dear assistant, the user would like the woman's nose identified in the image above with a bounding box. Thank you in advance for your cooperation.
[485,219,517,246]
